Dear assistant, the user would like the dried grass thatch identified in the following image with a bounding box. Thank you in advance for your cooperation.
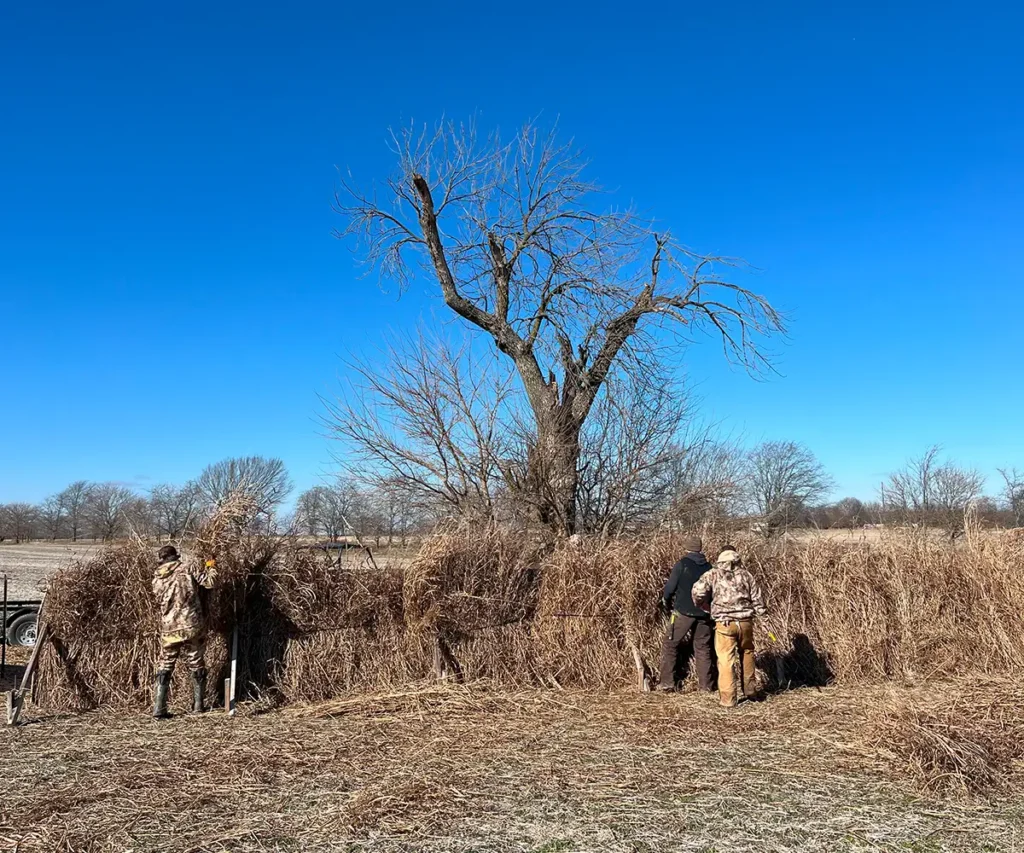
[32,521,1024,714]
[869,678,1024,797]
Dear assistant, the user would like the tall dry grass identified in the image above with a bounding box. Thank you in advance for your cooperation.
[33,522,1024,711]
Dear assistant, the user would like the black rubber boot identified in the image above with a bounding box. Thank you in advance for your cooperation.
[153,670,172,719]
[192,669,207,714]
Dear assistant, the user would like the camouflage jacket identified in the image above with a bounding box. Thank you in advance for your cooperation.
[691,564,767,622]
[152,557,217,639]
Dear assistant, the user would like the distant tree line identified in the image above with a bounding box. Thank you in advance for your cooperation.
[0,455,425,546]
[2,446,1019,546]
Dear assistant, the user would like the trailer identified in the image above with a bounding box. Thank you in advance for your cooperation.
[2,575,41,648]
[4,599,41,647]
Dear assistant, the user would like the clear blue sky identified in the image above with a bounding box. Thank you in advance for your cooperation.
[2,1,1021,504]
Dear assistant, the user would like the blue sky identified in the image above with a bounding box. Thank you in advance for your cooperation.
[1,1,1021,504]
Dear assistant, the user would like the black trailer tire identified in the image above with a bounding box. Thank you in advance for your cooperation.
[7,612,38,647]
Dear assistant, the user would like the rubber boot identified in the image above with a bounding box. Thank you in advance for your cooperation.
[192,669,207,714]
[153,670,172,719]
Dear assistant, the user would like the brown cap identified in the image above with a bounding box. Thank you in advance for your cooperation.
[157,545,179,562]
[682,534,702,553]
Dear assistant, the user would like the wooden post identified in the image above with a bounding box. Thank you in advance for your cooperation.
[2,574,7,680]
[228,624,238,716]
[628,639,651,693]
[8,620,49,725]
[223,678,231,714]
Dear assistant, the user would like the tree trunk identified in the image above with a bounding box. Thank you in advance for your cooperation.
[527,406,582,535]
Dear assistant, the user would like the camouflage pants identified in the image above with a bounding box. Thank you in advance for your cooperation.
[157,634,207,675]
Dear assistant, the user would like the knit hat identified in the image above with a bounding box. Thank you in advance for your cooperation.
[682,534,702,553]
[157,545,179,563]
[717,549,740,566]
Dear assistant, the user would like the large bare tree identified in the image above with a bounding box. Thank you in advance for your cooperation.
[84,483,137,541]
[59,480,92,542]
[0,503,39,543]
[38,492,68,540]
[337,120,784,533]
[197,456,293,517]
[744,441,833,536]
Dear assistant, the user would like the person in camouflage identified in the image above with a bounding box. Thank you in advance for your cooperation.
[151,544,217,718]
[691,549,767,707]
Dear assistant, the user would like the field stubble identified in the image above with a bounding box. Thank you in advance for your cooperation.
[2,681,1022,853]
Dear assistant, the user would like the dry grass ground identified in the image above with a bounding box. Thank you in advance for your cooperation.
[2,683,1021,853]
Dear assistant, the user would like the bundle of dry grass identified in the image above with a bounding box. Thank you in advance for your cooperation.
[747,531,1024,684]
[265,546,419,702]
[403,528,543,683]
[869,678,1024,797]
[32,518,1024,713]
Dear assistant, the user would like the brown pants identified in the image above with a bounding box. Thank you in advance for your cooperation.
[658,614,715,691]
[715,620,756,706]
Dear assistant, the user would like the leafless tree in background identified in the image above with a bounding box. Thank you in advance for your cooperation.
[336,119,784,533]
[149,481,203,539]
[931,464,986,539]
[999,468,1024,527]
[197,456,293,517]
[660,433,745,530]
[744,441,833,536]
[84,483,136,541]
[0,503,39,543]
[882,446,940,519]
[327,331,520,523]
[59,480,92,542]
[38,492,68,540]
[882,447,984,539]
[295,484,359,541]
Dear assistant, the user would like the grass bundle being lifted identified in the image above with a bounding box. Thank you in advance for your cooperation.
[37,492,278,712]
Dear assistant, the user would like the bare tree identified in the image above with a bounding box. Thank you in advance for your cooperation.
[0,503,39,543]
[881,447,984,539]
[197,457,293,516]
[744,441,833,536]
[295,486,327,537]
[336,119,784,533]
[38,492,68,540]
[660,434,746,530]
[882,446,940,520]
[328,331,520,523]
[999,468,1024,527]
[84,483,137,541]
[59,480,93,542]
[932,464,985,539]
[149,481,203,539]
